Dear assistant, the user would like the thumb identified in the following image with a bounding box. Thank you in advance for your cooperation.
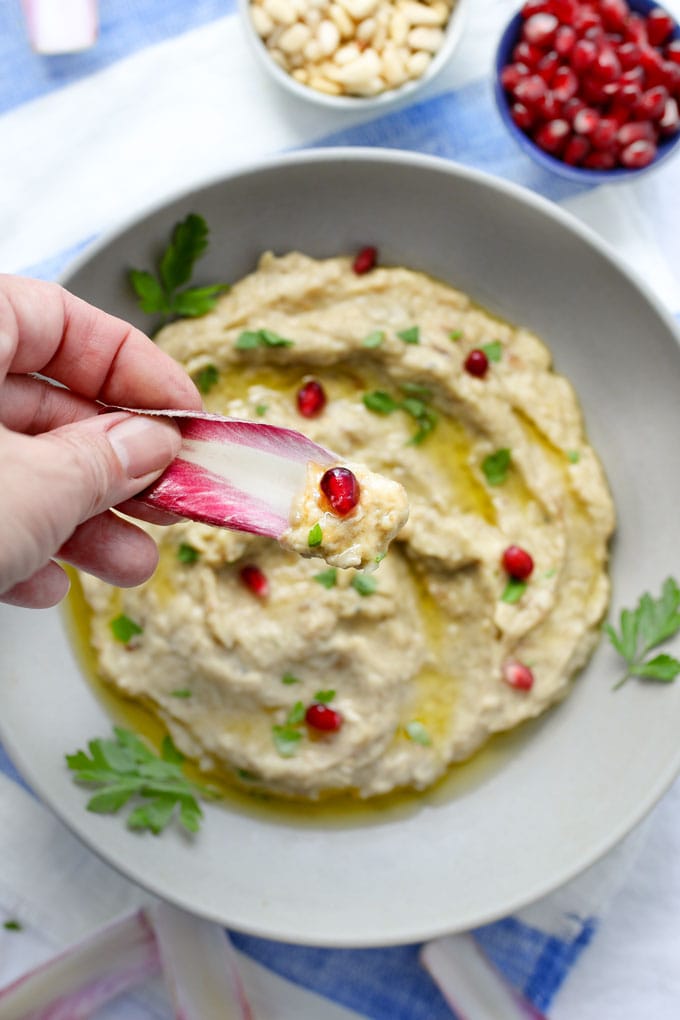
[0,411,181,595]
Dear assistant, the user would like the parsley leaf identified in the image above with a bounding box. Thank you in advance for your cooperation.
[449,330,463,341]
[363,390,400,414]
[66,726,214,836]
[235,329,294,350]
[481,449,511,486]
[308,522,323,547]
[177,543,200,564]
[3,920,22,932]
[363,330,385,348]
[255,403,268,416]
[171,689,192,699]
[272,726,302,758]
[193,364,219,394]
[281,672,301,685]
[363,388,438,444]
[606,578,680,689]
[129,214,228,322]
[397,326,420,344]
[314,568,338,589]
[351,573,378,596]
[567,450,581,464]
[314,689,336,703]
[110,614,143,644]
[405,721,432,746]
[501,578,527,604]
[481,340,503,363]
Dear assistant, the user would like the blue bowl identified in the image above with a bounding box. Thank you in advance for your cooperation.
[494,0,680,182]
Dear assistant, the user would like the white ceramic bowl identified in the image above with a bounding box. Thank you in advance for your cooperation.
[3,149,680,946]
[237,0,469,110]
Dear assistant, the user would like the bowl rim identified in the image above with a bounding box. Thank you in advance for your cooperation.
[37,147,680,945]
[236,0,469,110]
[493,0,680,183]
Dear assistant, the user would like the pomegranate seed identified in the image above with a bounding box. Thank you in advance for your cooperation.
[511,101,536,129]
[660,96,680,134]
[352,245,377,274]
[666,40,680,66]
[513,40,544,66]
[582,73,610,103]
[620,138,658,167]
[537,49,561,82]
[535,89,561,119]
[240,564,269,598]
[552,0,580,23]
[624,13,649,44]
[515,73,548,105]
[570,37,597,71]
[637,84,669,120]
[620,65,645,84]
[296,379,326,418]
[501,61,530,91]
[535,117,571,152]
[608,100,633,125]
[617,119,656,145]
[592,44,622,81]
[591,116,619,149]
[617,81,643,106]
[521,0,550,17]
[502,545,535,580]
[563,134,591,162]
[554,24,577,55]
[617,40,642,69]
[552,64,579,100]
[320,466,360,516]
[640,44,666,82]
[464,348,489,377]
[502,661,535,691]
[661,61,680,94]
[573,6,601,33]
[562,95,587,121]
[583,149,617,168]
[573,106,600,133]
[305,702,343,732]
[647,7,675,46]
[523,12,559,46]
[599,0,629,32]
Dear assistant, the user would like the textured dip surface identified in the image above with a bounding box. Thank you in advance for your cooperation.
[80,252,615,799]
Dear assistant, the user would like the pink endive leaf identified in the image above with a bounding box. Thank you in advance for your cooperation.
[148,902,254,1020]
[116,408,336,538]
[0,910,160,1020]
[22,0,98,54]
[420,934,548,1020]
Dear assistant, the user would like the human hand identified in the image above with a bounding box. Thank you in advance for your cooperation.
[0,275,202,609]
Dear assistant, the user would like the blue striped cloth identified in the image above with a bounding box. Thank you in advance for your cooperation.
[1,2,679,1017]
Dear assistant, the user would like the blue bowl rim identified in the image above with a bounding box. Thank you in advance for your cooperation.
[494,0,680,183]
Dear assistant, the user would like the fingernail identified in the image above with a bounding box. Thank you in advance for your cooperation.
[107,415,180,479]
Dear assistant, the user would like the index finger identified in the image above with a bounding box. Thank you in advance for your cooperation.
[0,275,202,411]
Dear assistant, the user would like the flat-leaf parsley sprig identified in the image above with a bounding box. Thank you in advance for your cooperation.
[66,726,218,835]
[605,577,680,689]
[129,213,228,322]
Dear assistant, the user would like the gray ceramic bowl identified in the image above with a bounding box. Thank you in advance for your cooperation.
[3,150,680,945]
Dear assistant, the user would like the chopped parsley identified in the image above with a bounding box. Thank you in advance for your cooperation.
[363,390,400,414]
[272,701,306,757]
[449,329,463,341]
[400,382,432,400]
[3,920,22,932]
[351,573,378,596]
[363,388,438,445]
[194,364,219,394]
[405,721,432,746]
[281,672,301,685]
[501,578,527,604]
[110,614,143,644]
[308,522,323,547]
[314,689,336,703]
[314,568,338,589]
[255,403,268,416]
[363,330,385,348]
[567,450,581,463]
[177,543,200,564]
[170,688,192,699]
[235,328,294,349]
[397,325,420,344]
[481,340,503,363]
[481,449,511,486]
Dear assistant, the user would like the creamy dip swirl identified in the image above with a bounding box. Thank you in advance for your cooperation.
[80,252,615,800]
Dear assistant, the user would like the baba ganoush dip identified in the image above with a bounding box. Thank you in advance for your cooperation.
[80,251,615,800]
